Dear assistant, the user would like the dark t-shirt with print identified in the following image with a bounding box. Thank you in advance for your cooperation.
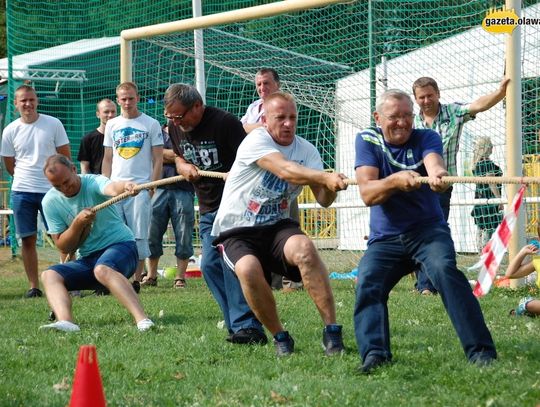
[168,106,246,214]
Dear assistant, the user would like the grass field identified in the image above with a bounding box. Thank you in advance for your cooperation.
[0,246,539,406]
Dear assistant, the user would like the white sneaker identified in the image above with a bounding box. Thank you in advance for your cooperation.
[137,318,154,332]
[39,320,80,332]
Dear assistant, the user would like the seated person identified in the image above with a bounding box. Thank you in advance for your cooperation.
[505,240,540,317]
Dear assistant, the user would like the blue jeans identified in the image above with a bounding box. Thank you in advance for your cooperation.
[199,211,262,334]
[415,187,453,293]
[354,222,496,363]
[148,188,194,259]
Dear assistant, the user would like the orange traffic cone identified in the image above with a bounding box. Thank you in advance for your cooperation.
[69,345,106,407]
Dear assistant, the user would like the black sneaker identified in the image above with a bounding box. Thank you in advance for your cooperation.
[132,281,141,294]
[227,328,268,345]
[25,288,42,298]
[274,331,295,357]
[360,354,389,374]
[322,324,344,356]
[94,287,110,296]
[471,352,496,367]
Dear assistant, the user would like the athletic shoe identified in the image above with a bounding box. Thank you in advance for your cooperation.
[515,296,535,317]
[322,324,344,356]
[470,352,496,367]
[25,288,42,298]
[227,328,268,345]
[273,331,295,357]
[137,318,155,332]
[360,354,389,374]
[39,320,80,332]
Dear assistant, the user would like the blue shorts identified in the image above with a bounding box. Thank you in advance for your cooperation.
[11,191,48,238]
[48,241,138,291]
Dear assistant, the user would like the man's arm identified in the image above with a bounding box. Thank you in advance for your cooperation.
[56,144,71,160]
[151,146,164,182]
[101,147,113,177]
[242,123,262,134]
[80,161,91,175]
[2,156,15,176]
[355,165,420,206]
[257,152,347,208]
[423,152,449,193]
[51,208,95,254]
[163,148,176,164]
[469,77,510,116]
[505,244,536,279]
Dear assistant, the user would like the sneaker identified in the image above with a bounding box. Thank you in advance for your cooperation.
[515,297,535,317]
[322,324,344,356]
[470,352,496,367]
[359,354,389,374]
[39,320,80,332]
[227,328,268,345]
[137,318,155,332]
[274,331,295,357]
[94,287,110,296]
[132,281,141,294]
[25,288,42,298]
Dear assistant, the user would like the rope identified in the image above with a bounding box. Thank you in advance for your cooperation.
[91,171,540,212]
[344,175,540,186]
[90,170,226,213]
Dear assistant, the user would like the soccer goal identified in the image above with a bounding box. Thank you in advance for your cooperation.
[118,0,540,270]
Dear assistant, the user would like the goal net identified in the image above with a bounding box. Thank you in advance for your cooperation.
[126,1,540,271]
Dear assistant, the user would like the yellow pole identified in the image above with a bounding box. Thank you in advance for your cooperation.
[505,0,525,288]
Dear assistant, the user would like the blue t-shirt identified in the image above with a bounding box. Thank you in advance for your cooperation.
[42,174,134,257]
[354,127,445,242]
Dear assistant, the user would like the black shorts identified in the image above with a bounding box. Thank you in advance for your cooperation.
[213,219,304,284]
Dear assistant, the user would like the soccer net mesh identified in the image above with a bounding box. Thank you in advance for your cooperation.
[3,0,540,271]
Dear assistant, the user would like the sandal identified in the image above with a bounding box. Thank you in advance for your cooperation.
[174,278,186,289]
[141,276,158,287]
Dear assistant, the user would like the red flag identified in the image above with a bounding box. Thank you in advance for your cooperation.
[469,184,526,297]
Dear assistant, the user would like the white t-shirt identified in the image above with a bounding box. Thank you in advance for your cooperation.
[103,113,163,184]
[240,99,264,124]
[0,114,69,193]
[212,127,322,236]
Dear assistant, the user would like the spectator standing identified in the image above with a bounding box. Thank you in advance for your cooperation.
[102,82,163,289]
[1,85,71,297]
[142,125,195,289]
[411,76,509,294]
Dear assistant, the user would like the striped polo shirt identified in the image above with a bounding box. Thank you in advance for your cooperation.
[414,103,473,176]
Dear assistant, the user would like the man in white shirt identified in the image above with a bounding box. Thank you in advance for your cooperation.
[102,82,163,289]
[213,92,348,357]
[241,68,281,134]
[1,85,71,298]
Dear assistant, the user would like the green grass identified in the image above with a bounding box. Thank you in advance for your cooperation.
[0,247,539,406]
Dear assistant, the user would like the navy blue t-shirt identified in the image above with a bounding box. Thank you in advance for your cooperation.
[355,127,445,243]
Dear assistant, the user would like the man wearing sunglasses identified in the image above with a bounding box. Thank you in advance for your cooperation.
[164,83,266,346]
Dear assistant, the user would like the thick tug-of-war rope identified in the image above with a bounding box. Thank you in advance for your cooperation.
[90,170,226,213]
[92,172,540,213]
[344,175,540,186]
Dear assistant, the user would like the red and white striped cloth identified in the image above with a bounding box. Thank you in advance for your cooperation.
[469,184,526,297]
